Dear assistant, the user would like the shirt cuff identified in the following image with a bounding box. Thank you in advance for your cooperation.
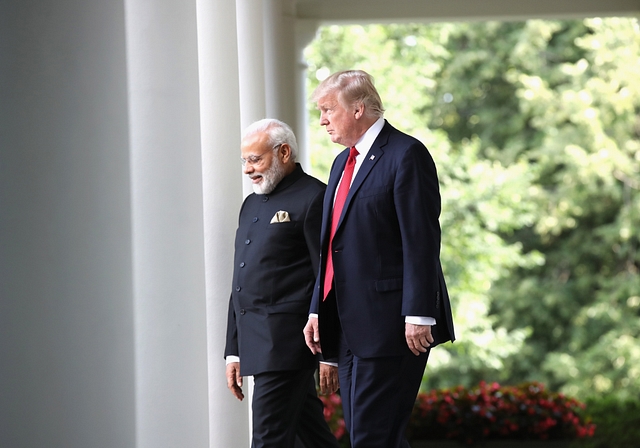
[320,361,338,367]
[405,316,436,326]
[309,313,318,319]
[225,355,240,365]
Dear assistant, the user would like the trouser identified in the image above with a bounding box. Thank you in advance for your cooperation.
[338,331,430,448]
[251,368,339,448]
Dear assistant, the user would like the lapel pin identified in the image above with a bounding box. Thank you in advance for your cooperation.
[369,155,375,160]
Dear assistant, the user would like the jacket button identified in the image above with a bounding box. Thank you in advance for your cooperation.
[235,286,241,292]
[245,239,251,245]
[239,262,245,268]
[240,309,246,315]
[262,196,269,202]
[252,217,258,223]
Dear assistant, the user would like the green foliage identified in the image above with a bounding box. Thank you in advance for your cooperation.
[305,23,543,391]
[304,18,640,400]
[487,18,640,399]
[575,395,640,448]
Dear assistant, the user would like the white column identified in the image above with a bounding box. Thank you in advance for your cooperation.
[263,0,314,171]
[236,0,267,127]
[0,2,135,447]
[294,19,321,170]
[124,1,209,447]
[236,0,268,197]
[264,0,299,128]
[196,0,251,447]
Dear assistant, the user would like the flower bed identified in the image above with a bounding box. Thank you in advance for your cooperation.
[320,381,595,447]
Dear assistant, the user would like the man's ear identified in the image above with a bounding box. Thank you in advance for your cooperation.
[353,102,365,120]
[279,143,292,164]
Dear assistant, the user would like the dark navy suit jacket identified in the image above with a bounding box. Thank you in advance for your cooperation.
[309,121,455,359]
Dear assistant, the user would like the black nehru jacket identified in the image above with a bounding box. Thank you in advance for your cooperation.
[224,164,325,376]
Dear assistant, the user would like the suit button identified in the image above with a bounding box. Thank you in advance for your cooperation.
[240,309,246,315]
[235,286,241,292]
[239,262,245,268]
[252,217,258,223]
[245,239,251,245]
[262,196,269,202]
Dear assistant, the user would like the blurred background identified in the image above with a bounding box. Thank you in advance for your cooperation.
[304,17,640,403]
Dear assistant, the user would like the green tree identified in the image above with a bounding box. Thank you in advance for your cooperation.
[304,18,640,399]
[489,18,640,400]
[305,23,543,391]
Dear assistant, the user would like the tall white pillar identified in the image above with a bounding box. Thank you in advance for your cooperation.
[0,2,135,447]
[196,0,251,446]
[295,19,321,170]
[236,0,269,197]
[263,0,314,172]
[124,1,210,447]
[236,0,267,128]
[264,0,299,130]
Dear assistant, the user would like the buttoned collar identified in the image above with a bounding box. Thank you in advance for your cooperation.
[258,163,304,197]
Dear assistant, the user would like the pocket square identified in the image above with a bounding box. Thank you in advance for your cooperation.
[270,210,291,223]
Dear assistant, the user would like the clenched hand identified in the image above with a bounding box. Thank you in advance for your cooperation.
[405,323,434,356]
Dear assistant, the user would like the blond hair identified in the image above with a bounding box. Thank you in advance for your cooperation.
[312,70,385,119]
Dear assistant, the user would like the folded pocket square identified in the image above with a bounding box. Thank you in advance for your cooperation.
[270,210,291,223]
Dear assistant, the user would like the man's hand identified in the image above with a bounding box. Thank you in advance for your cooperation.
[303,316,322,354]
[319,363,339,395]
[226,362,244,401]
[405,323,434,356]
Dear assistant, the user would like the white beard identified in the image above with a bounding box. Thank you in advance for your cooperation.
[251,158,287,195]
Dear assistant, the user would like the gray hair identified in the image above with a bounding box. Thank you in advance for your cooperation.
[311,70,385,119]
[242,118,298,162]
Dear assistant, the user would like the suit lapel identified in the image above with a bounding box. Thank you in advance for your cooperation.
[334,122,391,232]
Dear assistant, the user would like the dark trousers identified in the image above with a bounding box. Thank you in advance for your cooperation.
[338,332,429,448]
[251,368,339,448]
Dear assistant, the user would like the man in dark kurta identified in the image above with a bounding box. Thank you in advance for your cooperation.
[224,119,339,448]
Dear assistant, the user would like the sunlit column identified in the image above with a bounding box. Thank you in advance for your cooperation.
[196,0,251,446]
[124,1,209,447]
[264,0,299,130]
[236,0,268,197]
[294,19,321,170]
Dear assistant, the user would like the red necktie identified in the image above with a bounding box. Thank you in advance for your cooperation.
[323,146,359,300]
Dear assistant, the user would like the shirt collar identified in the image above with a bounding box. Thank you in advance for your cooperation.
[352,116,385,169]
[332,117,386,194]
[354,117,384,160]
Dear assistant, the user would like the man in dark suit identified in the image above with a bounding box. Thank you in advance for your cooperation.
[225,119,339,448]
[303,70,455,448]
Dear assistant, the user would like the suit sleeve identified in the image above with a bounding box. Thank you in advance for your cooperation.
[393,142,442,318]
[224,196,250,359]
[303,188,325,275]
[223,295,239,358]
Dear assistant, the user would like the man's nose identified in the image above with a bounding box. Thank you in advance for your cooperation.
[243,164,253,175]
[319,115,328,126]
